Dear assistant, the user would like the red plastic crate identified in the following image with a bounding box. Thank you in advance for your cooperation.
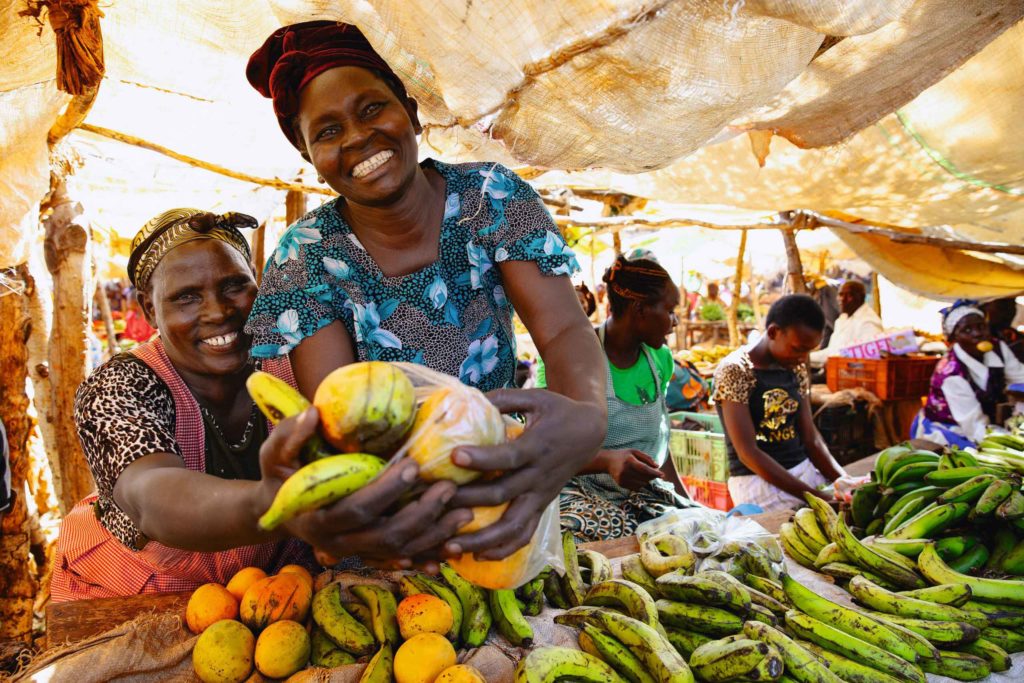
[681,475,733,511]
[825,355,938,401]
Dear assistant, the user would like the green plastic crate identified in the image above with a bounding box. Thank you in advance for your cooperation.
[669,411,728,483]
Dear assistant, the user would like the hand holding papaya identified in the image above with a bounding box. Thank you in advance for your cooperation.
[256,408,471,567]
[446,388,605,560]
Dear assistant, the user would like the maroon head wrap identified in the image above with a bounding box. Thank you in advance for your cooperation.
[246,20,409,149]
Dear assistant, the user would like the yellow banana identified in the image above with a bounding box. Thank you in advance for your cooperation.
[742,620,842,683]
[785,610,925,683]
[515,646,628,683]
[258,453,386,530]
[779,523,819,568]
[584,579,663,633]
[919,543,1024,606]
[350,584,400,646]
[898,583,972,607]
[663,627,712,659]
[312,582,376,656]
[781,573,920,664]
[310,628,356,667]
[655,600,743,637]
[919,650,990,681]
[578,623,656,683]
[958,638,1011,673]
[848,575,985,627]
[556,606,694,683]
[579,549,614,585]
[439,563,492,648]
[699,570,756,616]
[862,609,980,647]
[562,531,587,605]
[621,553,660,599]
[793,507,829,554]
[246,370,331,461]
[743,574,791,607]
[689,638,778,682]
[797,639,904,683]
[639,532,695,577]
[358,643,393,683]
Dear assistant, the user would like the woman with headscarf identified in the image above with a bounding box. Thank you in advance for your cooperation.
[243,22,607,563]
[912,301,1024,447]
[51,209,463,600]
[556,253,697,542]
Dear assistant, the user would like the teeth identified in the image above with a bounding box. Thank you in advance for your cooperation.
[202,332,238,348]
[352,150,393,178]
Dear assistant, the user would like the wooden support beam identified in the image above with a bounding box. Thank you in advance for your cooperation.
[42,176,95,514]
[94,281,118,355]
[78,123,334,197]
[0,264,37,660]
[253,224,267,287]
[781,224,808,295]
[728,230,748,347]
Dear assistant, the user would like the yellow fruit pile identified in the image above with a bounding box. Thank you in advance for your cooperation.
[187,564,314,683]
[188,564,490,682]
[249,361,533,589]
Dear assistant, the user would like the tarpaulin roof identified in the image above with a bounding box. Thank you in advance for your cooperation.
[1,1,1021,300]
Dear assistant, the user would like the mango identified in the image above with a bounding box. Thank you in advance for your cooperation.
[192,619,255,683]
[186,583,239,634]
[394,633,457,683]
[254,620,310,679]
[239,573,312,631]
[314,361,415,455]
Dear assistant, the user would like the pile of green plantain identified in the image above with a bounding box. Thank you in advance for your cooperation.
[776,490,1024,682]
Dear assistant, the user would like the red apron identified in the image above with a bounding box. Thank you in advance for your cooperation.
[50,339,310,601]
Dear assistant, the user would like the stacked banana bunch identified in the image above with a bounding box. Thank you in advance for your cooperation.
[844,443,1024,576]
[677,345,734,372]
[779,492,1024,680]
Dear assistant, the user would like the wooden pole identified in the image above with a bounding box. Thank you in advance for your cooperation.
[781,222,808,295]
[95,281,118,356]
[42,176,96,514]
[728,230,748,347]
[253,224,267,287]
[871,272,882,317]
[285,190,307,225]
[0,264,37,661]
[612,231,622,256]
[79,123,333,197]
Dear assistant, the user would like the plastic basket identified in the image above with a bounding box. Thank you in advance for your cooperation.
[669,411,728,482]
[681,476,733,511]
[825,355,938,401]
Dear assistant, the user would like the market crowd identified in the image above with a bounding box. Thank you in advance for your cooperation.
[49,20,1023,599]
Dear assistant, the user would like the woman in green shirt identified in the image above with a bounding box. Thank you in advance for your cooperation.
[544,253,695,541]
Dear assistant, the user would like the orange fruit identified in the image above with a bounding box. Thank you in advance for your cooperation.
[396,593,453,640]
[254,620,311,679]
[436,664,487,682]
[192,619,255,683]
[277,564,314,591]
[447,503,533,589]
[239,573,312,632]
[394,633,457,683]
[225,566,267,602]
[186,583,240,634]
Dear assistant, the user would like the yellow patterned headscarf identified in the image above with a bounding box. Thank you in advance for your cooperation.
[128,208,257,289]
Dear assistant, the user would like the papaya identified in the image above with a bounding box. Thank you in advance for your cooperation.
[239,573,312,632]
[446,503,533,589]
[313,361,416,455]
[405,386,506,484]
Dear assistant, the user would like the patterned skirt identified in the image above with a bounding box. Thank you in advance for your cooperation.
[559,474,698,543]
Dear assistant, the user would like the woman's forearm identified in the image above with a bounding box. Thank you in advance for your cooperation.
[539,323,607,411]
[116,463,282,551]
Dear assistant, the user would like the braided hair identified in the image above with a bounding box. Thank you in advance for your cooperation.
[602,254,672,317]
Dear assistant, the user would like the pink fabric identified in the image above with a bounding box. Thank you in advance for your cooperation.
[50,339,307,602]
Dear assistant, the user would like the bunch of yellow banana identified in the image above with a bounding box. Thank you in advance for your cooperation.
[555,605,694,683]
[247,371,388,531]
[677,345,733,366]
[514,647,629,683]
[541,532,616,608]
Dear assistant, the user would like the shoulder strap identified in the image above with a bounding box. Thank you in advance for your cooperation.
[129,339,204,471]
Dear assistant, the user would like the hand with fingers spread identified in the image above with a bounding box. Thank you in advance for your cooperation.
[256,408,472,568]
[444,388,605,561]
[601,448,666,490]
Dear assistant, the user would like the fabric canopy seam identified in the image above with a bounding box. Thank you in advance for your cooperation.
[894,109,1024,197]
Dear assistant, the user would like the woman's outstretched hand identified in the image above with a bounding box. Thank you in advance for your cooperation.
[444,388,605,560]
[257,408,471,569]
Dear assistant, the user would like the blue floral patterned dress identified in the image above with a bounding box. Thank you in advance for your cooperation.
[245,160,580,391]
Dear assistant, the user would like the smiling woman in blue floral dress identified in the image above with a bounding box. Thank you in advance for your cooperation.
[244,21,607,565]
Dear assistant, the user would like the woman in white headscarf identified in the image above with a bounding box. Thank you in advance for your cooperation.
[912,301,1024,447]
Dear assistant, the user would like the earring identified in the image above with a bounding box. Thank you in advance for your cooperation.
[316,174,325,183]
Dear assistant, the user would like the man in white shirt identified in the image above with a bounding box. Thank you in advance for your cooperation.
[810,281,884,368]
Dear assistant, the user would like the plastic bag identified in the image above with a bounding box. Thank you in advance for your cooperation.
[635,507,784,579]
[384,363,563,589]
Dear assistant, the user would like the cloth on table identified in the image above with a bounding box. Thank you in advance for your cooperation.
[727,458,828,513]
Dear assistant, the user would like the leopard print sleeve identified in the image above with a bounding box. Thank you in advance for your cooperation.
[712,350,756,404]
[74,354,181,503]
[795,363,810,396]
